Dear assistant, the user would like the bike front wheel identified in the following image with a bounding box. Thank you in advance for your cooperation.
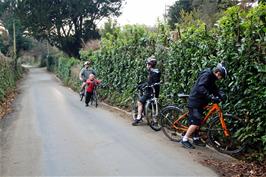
[207,114,246,155]
[145,102,161,131]
[160,106,187,142]
[91,91,98,107]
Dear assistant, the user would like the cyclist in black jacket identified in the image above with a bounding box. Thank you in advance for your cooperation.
[181,63,227,149]
[132,56,161,126]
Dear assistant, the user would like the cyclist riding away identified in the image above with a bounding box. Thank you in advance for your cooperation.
[132,56,161,126]
[181,63,227,149]
[79,60,96,96]
[85,74,101,107]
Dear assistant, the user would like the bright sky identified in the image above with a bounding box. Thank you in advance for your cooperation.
[100,0,176,27]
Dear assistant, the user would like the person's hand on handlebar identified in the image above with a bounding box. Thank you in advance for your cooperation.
[211,96,221,103]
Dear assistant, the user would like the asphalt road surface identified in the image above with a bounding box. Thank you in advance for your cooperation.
[0,67,219,176]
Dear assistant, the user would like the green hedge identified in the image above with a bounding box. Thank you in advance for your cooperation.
[86,4,265,160]
[0,60,24,102]
[46,55,58,72]
[216,5,266,161]
[90,25,158,106]
[45,54,81,92]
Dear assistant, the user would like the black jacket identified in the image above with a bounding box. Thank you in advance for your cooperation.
[146,68,161,98]
[188,68,219,108]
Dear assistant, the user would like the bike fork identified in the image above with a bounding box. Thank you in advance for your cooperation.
[151,100,159,122]
[219,112,230,137]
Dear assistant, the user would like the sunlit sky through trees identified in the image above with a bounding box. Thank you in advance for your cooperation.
[99,0,176,27]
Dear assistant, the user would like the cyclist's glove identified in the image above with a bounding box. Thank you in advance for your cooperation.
[218,91,227,102]
[211,96,221,103]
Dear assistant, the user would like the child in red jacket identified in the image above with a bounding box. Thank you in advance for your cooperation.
[85,74,101,106]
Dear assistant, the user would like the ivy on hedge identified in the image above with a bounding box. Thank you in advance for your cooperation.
[56,56,79,86]
[0,60,23,102]
[89,4,265,160]
[92,25,159,106]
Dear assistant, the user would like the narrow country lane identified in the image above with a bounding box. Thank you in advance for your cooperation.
[0,67,219,176]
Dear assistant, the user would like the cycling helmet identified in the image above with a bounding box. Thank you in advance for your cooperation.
[215,63,227,78]
[146,56,157,67]
[84,60,92,66]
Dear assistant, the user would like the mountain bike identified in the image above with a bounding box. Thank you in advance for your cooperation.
[131,83,161,131]
[160,94,246,155]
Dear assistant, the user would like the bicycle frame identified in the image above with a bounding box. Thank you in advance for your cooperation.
[172,103,230,137]
[138,83,160,115]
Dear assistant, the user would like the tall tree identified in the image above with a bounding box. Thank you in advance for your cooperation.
[167,0,193,29]
[14,0,123,58]
[166,0,238,29]
[0,0,32,57]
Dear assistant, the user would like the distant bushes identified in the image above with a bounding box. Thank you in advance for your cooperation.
[46,55,81,92]
[46,55,58,72]
[0,59,24,102]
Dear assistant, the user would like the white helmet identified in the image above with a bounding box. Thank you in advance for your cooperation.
[84,61,91,66]
[146,56,157,67]
[216,63,227,78]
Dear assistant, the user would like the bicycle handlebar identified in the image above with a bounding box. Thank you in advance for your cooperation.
[177,93,189,98]
[175,93,224,104]
[135,82,160,96]
[211,96,222,104]
[140,82,160,90]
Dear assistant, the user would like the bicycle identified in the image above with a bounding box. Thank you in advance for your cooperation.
[160,94,246,155]
[131,82,161,131]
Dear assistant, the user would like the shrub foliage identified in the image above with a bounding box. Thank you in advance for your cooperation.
[0,59,23,102]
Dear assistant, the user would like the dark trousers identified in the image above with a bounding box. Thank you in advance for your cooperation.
[188,107,204,138]
[85,92,93,105]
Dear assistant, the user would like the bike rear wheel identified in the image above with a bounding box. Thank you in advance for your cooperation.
[131,94,139,120]
[146,102,161,131]
[207,115,246,155]
[160,106,187,142]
